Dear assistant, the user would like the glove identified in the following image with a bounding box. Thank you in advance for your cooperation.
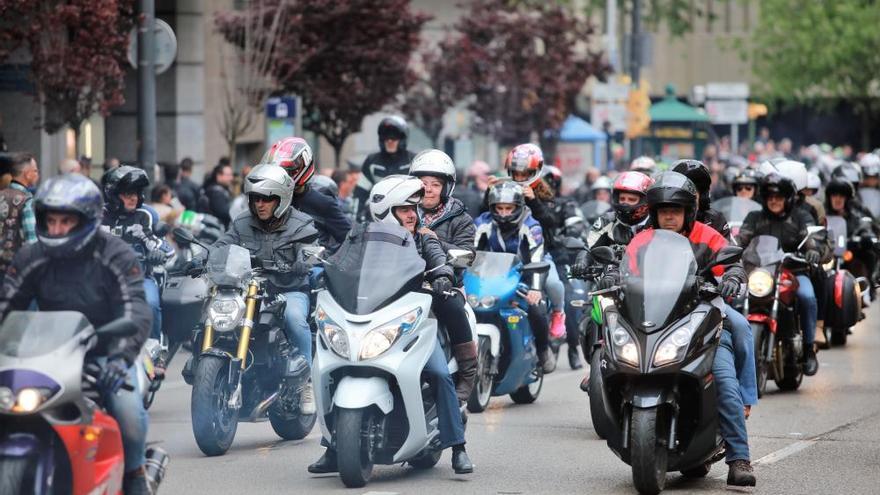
[432,277,453,299]
[570,261,589,279]
[145,248,166,265]
[804,250,820,264]
[98,357,130,394]
[719,277,740,299]
[597,271,619,290]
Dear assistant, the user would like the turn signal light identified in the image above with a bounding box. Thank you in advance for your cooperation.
[843,250,854,262]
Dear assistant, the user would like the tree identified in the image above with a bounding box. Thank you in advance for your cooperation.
[746,1,880,149]
[218,0,431,167]
[442,0,608,152]
[0,0,136,136]
[400,46,464,147]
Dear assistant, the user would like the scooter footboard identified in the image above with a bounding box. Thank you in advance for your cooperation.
[332,376,394,414]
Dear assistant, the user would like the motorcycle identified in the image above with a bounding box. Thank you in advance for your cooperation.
[587,230,742,494]
[821,216,867,347]
[0,312,168,495]
[744,227,823,397]
[173,228,316,457]
[845,215,880,302]
[462,251,551,413]
[713,196,761,239]
[311,223,474,488]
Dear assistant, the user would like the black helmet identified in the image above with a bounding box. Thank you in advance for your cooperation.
[34,174,104,258]
[672,159,711,193]
[102,165,150,213]
[487,182,526,234]
[760,173,797,218]
[378,116,409,153]
[831,162,862,191]
[733,168,763,188]
[647,171,698,233]
[825,178,855,202]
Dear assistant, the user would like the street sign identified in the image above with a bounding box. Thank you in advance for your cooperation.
[705,99,749,125]
[266,96,297,119]
[591,82,629,133]
[127,19,177,75]
[705,82,749,100]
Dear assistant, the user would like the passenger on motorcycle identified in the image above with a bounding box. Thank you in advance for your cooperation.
[213,164,319,413]
[474,182,555,373]
[309,175,474,475]
[613,172,757,488]
[410,149,480,402]
[0,174,155,494]
[582,171,654,250]
[737,173,821,376]
[101,166,174,344]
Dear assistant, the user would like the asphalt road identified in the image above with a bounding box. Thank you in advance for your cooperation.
[148,304,880,494]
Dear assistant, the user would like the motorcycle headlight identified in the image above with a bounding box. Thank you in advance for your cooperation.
[748,269,774,298]
[11,387,52,413]
[359,308,423,360]
[467,294,479,308]
[208,295,245,332]
[653,312,706,367]
[479,296,497,309]
[605,312,639,367]
[0,386,14,411]
[316,306,349,359]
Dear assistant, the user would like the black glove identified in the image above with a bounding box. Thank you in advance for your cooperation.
[804,250,820,264]
[146,248,166,265]
[432,277,453,299]
[597,271,619,290]
[719,277,740,299]
[570,261,589,279]
[98,357,130,394]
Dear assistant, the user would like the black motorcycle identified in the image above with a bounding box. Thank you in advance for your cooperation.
[588,230,742,494]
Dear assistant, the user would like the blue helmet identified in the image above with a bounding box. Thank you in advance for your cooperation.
[34,174,104,258]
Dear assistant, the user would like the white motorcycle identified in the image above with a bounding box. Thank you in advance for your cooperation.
[310,224,473,488]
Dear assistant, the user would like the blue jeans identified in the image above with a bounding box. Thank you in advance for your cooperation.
[795,275,818,347]
[102,361,148,471]
[282,291,312,366]
[144,277,162,340]
[713,330,750,463]
[724,304,758,406]
[423,343,465,448]
[544,256,565,311]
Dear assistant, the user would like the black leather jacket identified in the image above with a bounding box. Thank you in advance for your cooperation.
[353,149,416,221]
[293,185,352,249]
[737,208,817,255]
[0,231,153,364]
[102,206,173,276]
[214,209,319,292]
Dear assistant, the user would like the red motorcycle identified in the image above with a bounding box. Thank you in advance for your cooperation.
[0,312,167,494]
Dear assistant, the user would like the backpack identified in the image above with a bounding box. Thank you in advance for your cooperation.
[0,187,29,273]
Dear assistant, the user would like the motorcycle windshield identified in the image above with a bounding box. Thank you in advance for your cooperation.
[207,244,252,287]
[714,197,761,225]
[465,252,519,297]
[325,224,426,314]
[580,200,611,222]
[826,216,848,255]
[620,230,697,331]
[859,188,880,217]
[742,235,785,269]
[0,311,91,358]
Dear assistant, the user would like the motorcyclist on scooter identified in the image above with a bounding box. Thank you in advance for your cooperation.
[101,166,174,347]
[308,175,474,475]
[737,173,821,376]
[410,149,479,402]
[212,164,320,414]
[474,181,555,373]
[0,174,155,494]
[604,171,757,488]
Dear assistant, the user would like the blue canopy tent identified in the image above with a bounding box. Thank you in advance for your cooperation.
[556,115,608,191]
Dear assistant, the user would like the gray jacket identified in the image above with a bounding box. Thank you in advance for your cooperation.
[421,197,475,285]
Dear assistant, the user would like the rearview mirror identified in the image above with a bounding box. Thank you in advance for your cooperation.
[173,227,195,245]
[302,246,326,262]
[96,318,139,339]
[806,225,826,236]
[590,246,616,265]
[522,261,552,291]
[448,249,475,268]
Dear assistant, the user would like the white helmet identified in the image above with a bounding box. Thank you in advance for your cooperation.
[409,149,457,201]
[775,160,808,192]
[806,172,821,191]
[757,159,778,176]
[630,156,656,174]
[244,164,294,219]
[369,175,424,225]
[592,176,613,191]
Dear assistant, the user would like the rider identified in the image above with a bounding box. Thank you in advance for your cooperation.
[353,116,417,221]
[629,155,657,176]
[101,165,174,345]
[737,173,821,375]
[308,175,474,475]
[589,176,613,203]
[612,171,757,488]
[775,160,825,225]
[824,177,879,297]
[260,137,352,250]
[732,169,763,202]
[213,164,320,413]
[409,149,479,402]
[0,174,155,494]
[474,182,555,373]
[672,159,732,240]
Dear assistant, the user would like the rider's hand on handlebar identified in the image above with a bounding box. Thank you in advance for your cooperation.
[526,290,542,306]
[719,277,740,299]
[145,248,166,265]
[432,277,453,299]
[597,272,619,290]
[804,250,820,264]
[98,357,130,394]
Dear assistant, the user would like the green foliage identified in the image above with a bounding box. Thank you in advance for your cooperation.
[584,0,720,37]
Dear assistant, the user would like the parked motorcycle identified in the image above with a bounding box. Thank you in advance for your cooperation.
[311,224,474,488]
[587,231,742,494]
[173,229,315,457]
[0,312,168,495]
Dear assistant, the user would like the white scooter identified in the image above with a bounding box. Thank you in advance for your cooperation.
[310,224,474,488]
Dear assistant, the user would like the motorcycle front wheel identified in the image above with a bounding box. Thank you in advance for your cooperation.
[191,355,239,456]
[630,407,668,495]
[467,336,493,413]
[752,323,769,398]
[336,407,376,488]
[269,383,316,440]
[0,457,31,494]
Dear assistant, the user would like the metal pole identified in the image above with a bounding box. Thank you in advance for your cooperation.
[137,0,157,181]
[606,0,619,73]
[630,0,641,83]
[731,124,739,156]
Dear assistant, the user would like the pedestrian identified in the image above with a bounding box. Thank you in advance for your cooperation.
[0,152,40,274]
[198,162,234,228]
[171,157,200,211]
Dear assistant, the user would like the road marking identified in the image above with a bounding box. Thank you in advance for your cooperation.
[752,439,817,465]
[362,492,399,495]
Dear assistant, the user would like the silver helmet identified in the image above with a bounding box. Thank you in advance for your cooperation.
[244,164,294,219]
[369,175,424,226]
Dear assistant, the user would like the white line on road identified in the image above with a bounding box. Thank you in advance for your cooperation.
[752,439,817,465]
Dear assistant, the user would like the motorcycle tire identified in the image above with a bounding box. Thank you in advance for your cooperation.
[467,336,493,413]
[774,343,803,391]
[752,323,769,398]
[191,355,239,456]
[830,327,848,346]
[268,389,316,440]
[336,407,375,488]
[0,457,30,494]
[510,366,543,404]
[589,351,610,440]
[630,407,668,495]
[408,448,442,469]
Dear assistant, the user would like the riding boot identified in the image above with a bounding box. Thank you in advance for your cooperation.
[451,444,474,474]
[308,448,338,474]
[453,341,478,402]
[803,345,819,376]
[123,466,152,495]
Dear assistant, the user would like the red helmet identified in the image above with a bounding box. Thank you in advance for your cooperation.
[260,137,315,188]
[504,143,544,186]
[612,171,654,225]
